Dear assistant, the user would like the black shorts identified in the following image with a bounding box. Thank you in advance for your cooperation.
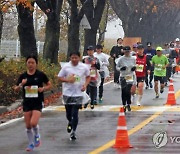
[23,100,43,112]
[154,75,165,84]
[137,77,145,83]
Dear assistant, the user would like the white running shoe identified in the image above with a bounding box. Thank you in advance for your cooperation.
[136,100,141,106]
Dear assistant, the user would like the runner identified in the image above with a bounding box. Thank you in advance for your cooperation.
[135,44,151,106]
[162,43,172,86]
[110,38,124,88]
[83,46,100,109]
[131,44,138,56]
[151,47,169,98]
[144,42,156,89]
[14,55,52,151]
[116,46,136,112]
[58,51,90,140]
[94,44,109,104]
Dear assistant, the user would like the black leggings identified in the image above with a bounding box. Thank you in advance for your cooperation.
[86,85,97,104]
[65,104,81,131]
[114,62,120,83]
[121,84,132,106]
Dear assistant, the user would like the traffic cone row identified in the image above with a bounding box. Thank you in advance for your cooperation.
[113,107,133,148]
[166,79,176,105]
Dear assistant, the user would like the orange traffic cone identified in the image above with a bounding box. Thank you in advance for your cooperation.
[113,107,133,148]
[166,79,176,105]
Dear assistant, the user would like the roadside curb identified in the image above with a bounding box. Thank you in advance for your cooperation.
[0,87,62,116]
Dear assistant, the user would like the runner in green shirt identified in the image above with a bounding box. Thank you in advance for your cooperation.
[151,47,169,98]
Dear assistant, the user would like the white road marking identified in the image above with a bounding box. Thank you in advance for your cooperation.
[0,117,23,128]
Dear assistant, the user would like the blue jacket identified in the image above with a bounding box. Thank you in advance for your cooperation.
[144,48,156,60]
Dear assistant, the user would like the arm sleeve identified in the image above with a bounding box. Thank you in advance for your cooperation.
[133,72,137,85]
[58,67,66,78]
[146,56,151,70]
[95,59,101,70]
[102,56,109,66]
[165,57,169,65]
[16,74,23,86]
[84,66,90,77]
[116,59,121,71]
[110,46,115,58]
[42,72,49,84]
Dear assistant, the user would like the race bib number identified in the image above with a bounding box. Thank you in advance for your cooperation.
[155,64,163,71]
[136,64,144,72]
[74,75,81,83]
[90,69,96,77]
[25,86,38,98]
[125,75,133,82]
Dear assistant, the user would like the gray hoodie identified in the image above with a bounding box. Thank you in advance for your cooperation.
[116,55,136,85]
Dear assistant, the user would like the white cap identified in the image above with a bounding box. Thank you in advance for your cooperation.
[175,38,180,42]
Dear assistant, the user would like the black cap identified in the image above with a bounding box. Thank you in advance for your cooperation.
[96,44,103,49]
[87,45,94,50]
[137,44,144,49]
[147,42,152,47]
[123,46,131,51]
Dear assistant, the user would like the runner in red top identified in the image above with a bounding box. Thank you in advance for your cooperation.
[135,44,151,106]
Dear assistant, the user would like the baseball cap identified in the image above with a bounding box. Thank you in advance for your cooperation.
[87,45,94,50]
[147,42,152,47]
[156,46,163,51]
[96,44,103,49]
[175,38,180,42]
[123,46,131,51]
[133,44,138,48]
[137,44,144,49]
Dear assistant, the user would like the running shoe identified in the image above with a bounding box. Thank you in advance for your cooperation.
[93,100,97,105]
[99,98,103,104]
[70,132,77,141]
[34,134,41,147]
[145,85,149,89]
[160,88,164,93]
[127,105,131,111]
[67,123,72,133]
[123,105,126,112]
[26,143,34,151]
[149,82,153,88]
[156,93,159,98]
[90,104,94,109]
[136,101,141,106]
[84,103,88,109]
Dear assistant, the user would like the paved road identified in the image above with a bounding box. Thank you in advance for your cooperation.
[0,74,180,154]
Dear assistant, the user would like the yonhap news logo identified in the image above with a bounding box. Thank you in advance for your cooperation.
[153,132,168,148]
[153,131,180,148]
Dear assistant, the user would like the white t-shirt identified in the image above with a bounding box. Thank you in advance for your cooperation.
[58,62,90,97]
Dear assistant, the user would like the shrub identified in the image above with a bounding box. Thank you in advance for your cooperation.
[0,57,61,106]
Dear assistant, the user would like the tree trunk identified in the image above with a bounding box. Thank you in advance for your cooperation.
[17,3,37,58]
[42,0,63,64]
[67,0,81,60]
[0,10,3,43]
[83,0,106,55]
[97,1,110,45]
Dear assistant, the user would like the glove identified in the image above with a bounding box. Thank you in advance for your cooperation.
[131,66,136,71]
[120,66,127,71]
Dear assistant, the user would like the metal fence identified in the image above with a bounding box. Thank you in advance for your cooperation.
[0,40,44,58]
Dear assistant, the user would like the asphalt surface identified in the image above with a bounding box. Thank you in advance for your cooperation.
[0,74,180,154]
